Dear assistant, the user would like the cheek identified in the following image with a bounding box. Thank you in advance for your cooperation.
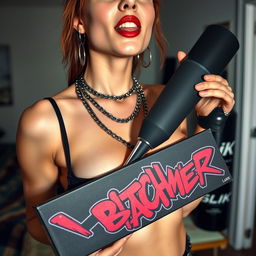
[143,6,155,34]
[149,8,156,29]
[143,7,155,41]
[86,5,114,35]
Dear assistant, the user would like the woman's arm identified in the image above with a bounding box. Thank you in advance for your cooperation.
[17,100,131,255]
[16,100,60,244]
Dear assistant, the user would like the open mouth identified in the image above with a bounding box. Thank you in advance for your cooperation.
[115,15,141,38]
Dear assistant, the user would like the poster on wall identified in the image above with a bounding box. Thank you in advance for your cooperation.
[0,45,12,105]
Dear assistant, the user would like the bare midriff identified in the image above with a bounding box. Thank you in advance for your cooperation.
[119,213,187,256]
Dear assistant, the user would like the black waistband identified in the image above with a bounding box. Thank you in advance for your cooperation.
[183,234,192,256]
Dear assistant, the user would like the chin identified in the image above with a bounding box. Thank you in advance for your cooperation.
[118,45,147,57]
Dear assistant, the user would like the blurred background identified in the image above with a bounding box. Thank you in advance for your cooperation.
[0,0,255,255]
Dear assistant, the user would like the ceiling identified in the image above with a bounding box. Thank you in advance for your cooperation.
[0,0,63,6]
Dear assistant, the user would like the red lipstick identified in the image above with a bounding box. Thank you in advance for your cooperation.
[115,15,141,38]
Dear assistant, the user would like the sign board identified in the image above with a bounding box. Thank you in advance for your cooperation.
[36,130,232,256]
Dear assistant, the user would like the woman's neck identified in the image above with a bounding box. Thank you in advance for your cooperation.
[84,51,135,95]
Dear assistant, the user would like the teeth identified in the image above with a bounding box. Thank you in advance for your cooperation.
[118,22,137,28]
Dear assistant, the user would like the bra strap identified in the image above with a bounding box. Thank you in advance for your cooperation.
[45,97,73,175]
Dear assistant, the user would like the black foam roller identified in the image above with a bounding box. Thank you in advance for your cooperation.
[126,25,239,164]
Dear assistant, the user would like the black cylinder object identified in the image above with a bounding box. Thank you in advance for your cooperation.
[191,111,236,231]
[126,25,239,164]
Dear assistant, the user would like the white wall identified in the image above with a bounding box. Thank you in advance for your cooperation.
[0,6,66,143]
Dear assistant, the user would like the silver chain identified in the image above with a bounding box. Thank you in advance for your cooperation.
[75,77,148,149]
[76,77,142,123]
[78,76,137,100]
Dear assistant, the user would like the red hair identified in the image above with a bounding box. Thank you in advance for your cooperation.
[61,0,167,85]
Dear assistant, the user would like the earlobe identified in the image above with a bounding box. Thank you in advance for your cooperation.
[73,17,86,34]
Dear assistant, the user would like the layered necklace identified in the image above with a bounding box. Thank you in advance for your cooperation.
[75,76,148,149]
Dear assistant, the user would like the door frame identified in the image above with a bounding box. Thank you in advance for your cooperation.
[229,0,256,249]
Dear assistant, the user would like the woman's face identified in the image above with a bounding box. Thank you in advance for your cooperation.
[83,0,155,57]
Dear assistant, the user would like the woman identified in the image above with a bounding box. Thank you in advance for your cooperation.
[16,0,235,255]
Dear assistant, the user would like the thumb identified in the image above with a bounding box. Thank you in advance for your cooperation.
[177,51,187,64]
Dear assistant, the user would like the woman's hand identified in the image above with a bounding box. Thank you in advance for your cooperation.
[177,51,235,116]
[89,235,132,256]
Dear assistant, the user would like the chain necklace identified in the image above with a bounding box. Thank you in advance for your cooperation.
[77,77,143,123]
[75,77,148,149]
[77,76,137,100]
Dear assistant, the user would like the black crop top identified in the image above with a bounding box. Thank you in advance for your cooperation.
[46,97,93,190]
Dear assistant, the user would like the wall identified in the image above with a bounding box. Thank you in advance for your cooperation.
[0,6,66,143]
[161,0,236,55]
[160,0,237,86]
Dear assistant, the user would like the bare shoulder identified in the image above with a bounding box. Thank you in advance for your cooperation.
[15,89,77,189]
[16,99,62,179]
[17,99,59,142]
[17,85,75,140]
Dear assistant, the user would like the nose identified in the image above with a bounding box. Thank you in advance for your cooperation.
[119,0,137,11]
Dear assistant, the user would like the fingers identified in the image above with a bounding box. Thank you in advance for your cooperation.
[203,74,229,86]
[195,74,235,113]
[195,81,233,97]
[92,235,132,256]
[177,51,187,63]
[198,89,234,111]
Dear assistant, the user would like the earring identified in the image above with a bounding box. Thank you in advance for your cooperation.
[137,47,152,68]
[78,32,86,67]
